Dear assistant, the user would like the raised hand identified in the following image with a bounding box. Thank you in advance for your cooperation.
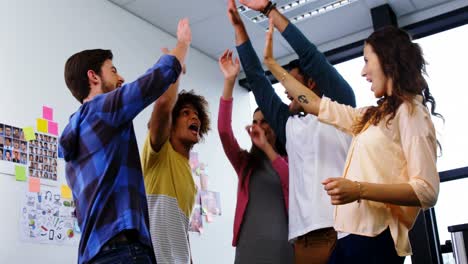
[177,18,192,46]
[239,0,269,12]
[246,124,269,150]
[263,18,274,64]
[218,49,240,81]
[322,178,361,205]
[162,48,187,74]
[228,0,244,26]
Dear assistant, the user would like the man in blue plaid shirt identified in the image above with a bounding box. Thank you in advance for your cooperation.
[59,18,192,264]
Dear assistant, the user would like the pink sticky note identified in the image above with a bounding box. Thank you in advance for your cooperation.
[48,121,58,136]
[43,106,53,121]
[29,177,41,193]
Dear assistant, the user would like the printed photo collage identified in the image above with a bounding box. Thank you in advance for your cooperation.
[28,132,58,181]
[0,123,28,165]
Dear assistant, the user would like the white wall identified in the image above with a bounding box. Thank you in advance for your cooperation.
[0,0,252,263]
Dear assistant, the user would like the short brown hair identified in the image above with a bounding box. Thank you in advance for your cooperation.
[64,49,113,103]
[172,90,211,140]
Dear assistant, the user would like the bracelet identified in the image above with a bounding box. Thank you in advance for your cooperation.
[261,1,277,16]
[280,72,287,81]
[355,181,362,203]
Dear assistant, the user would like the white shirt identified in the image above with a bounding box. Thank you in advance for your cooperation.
[286,113,351,241]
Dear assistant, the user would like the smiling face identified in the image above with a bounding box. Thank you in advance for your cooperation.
[171,104,201,147]
[361,44,391,98]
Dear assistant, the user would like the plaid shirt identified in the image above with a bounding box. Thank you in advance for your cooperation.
[59,55,181,264]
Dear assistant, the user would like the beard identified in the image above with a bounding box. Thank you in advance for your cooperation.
[100,81,116,93]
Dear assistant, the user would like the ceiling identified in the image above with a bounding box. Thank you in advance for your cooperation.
[109,0,468,65]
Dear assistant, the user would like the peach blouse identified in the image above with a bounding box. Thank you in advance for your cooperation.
[318,95,439,256]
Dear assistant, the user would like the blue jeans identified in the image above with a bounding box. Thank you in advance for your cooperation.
[328,228,405,264]
[90,241,156,264]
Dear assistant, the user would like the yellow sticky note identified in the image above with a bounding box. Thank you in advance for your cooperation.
[37,118,48,133]
[61,184,72,199]
[23,127,36,141]
[15,166,27,181]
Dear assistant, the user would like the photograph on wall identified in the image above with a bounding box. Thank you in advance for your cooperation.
[19,185,80,245]
[0,123,28,165]
[189,207,203,233]
[189,193,203,233]
[200,191,222,216]
[28,132,58,181]
[189,151,209,191]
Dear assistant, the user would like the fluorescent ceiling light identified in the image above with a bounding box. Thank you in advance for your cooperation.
[238,0,358,28]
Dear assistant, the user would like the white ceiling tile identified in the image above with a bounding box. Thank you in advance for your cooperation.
[109,0,468,62]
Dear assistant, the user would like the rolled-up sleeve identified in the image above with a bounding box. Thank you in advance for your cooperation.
[399,104,439,209]
[318,97,363,135]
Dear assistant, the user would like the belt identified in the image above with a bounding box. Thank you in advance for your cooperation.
[101,230,139,251]
[297,227,335,240]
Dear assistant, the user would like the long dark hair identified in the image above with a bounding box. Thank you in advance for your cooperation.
[239,108,287,187]
[353,27,443,140]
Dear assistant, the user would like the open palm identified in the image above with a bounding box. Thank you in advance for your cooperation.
[218,49,240,81]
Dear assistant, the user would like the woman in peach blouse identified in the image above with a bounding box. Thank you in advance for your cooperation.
[263,19,441,264]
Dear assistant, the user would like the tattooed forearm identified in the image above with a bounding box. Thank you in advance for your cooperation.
[298,95,309,104]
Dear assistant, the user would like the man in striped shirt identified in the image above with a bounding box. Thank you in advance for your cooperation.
[141,86,210,263]
[60,19,191,264]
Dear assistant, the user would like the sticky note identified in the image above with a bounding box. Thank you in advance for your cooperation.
[48,121,58,136]
[15,166,27,181]
[61,184,72,199]
[29,177,41,193]
[23,127,36,141]
[43,106,53,121]
[37,118,48,133]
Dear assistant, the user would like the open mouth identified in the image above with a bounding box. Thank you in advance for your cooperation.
[188,124,199,135]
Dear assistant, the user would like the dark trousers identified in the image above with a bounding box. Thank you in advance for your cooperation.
[328,228,405,264]
[90,239,156,264]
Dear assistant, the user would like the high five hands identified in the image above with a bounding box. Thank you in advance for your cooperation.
[239,0,270,11]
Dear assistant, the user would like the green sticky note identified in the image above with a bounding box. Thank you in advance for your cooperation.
[23,127,36,141]
[15,166,27,181]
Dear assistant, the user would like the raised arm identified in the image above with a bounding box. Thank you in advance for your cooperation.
[217,49,247,177]
[240,0,355,107]
[228,0,289,145]
[94,18,190,127]
[149,19,192,151]
[263,20,321,116]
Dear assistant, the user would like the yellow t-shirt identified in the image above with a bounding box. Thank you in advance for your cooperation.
[141,134,196,264]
